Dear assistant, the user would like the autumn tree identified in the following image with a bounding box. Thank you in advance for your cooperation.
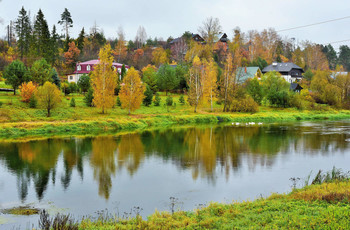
[19,81,37,102]
[35,81,62,117]
[198,17,222,48]
[90,44,117,114]
[3,60,29,95]
[220,53,235,111]
[152,47,169,67]
[119,67,145,115]
[187,56,204,112]
[113,26,127,62]
[64,41,80,72]
[135,26,147,49]
[203,59,218,111]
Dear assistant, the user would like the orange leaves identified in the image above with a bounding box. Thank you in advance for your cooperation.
[119,67,145,115]
[64,41,80,70]
[91,44,117,114]
[19,81,37,102]
[133,49,144,63]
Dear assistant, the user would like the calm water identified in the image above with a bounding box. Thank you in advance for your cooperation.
[1,121,350,229]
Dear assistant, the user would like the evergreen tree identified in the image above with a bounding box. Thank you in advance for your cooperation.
[33,9,51,59]
[84,88,94,107]
[58,8,73,40]
[76,27,85,51]
[143,84,153,106]
[15,7,32,59]
[49,25,60,65]
[51,68,60,87]
[70,98,76,107]
[322,44,338,70]
[338,45,350,71]
[3,60,29,95]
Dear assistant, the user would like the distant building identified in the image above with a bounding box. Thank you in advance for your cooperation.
[262,62,304,83]
[236,67,262,83]
[67,59,129,83]
[290,83,303,93]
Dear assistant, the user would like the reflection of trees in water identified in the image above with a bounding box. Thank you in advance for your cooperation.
[0,139,89,201]
[0,122,349,202]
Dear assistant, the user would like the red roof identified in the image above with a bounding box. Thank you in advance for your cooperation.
[71,59,129,75]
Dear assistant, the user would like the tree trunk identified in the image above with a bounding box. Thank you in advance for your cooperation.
[47,108,51,117]
[13,88,16,95]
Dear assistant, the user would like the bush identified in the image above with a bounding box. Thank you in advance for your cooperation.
[19,81,37,103]
[229,96,259,113]
[29,96,37,108]
[69,82,78,94]
[0,101,2,108]
[289,93,305,110]
[166,95,173,106]
[179,95,185,105]
[116,96,121,106]
[267,90,290,108]
[84,88,94,107]
[154,92,161,106]
[70,98,76,107]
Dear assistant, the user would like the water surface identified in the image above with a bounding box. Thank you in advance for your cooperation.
[1,121,350,229]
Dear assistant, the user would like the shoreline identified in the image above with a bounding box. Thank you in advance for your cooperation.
[1,110,350,141]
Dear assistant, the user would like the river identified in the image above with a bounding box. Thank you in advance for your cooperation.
[1,121,350,229]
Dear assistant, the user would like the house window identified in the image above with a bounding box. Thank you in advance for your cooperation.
[70,76,73,80]
[87,65,91,71]
[77,65,81,71]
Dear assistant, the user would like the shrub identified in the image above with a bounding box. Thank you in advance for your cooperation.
[179,95,185,105]
[29,96,37,108]
[154,92,161,106]
[70,98,76,107]
[69,82,78,94]
[166,95,173,106]
[229,96,259,113]
[84,88,94,107]
[19,81,37,102]
[0,101,2,108]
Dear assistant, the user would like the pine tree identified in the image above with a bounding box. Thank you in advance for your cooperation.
[76,27,85,52]
[143,84,153,106]
[49,25,60,65]
[58,8,73,40]
[33,9,51,59]
[15,7,32,59]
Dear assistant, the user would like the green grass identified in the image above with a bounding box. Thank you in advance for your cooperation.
[2,89,350,140]
[79,180,350,229]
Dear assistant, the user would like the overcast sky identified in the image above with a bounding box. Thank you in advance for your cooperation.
[1,0,350,50]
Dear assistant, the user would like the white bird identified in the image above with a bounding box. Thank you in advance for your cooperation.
[235,123,240,126]
[258,122,263,125]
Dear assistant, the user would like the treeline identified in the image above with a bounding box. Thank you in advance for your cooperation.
[2,7,350,76]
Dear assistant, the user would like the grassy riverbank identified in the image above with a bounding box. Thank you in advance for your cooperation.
[2,91,350,139]
[78,179,350,229]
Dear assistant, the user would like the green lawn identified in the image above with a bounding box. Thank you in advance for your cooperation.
[79,180,350,229]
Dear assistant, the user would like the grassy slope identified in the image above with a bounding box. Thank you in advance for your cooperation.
[79,180,350,229]
[1,90,350,139]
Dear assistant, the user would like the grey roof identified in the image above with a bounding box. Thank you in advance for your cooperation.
[290,83,303,91]
[262,62,304,73]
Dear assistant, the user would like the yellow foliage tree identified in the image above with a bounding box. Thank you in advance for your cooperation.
[35,81,62,117]
[152,47,169,67]
[91,44,117,114]
[113,40,127,62]
[119,67,146,115]
[187,56,204,112]
[19,81,37,102]
[203,59,218,111]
